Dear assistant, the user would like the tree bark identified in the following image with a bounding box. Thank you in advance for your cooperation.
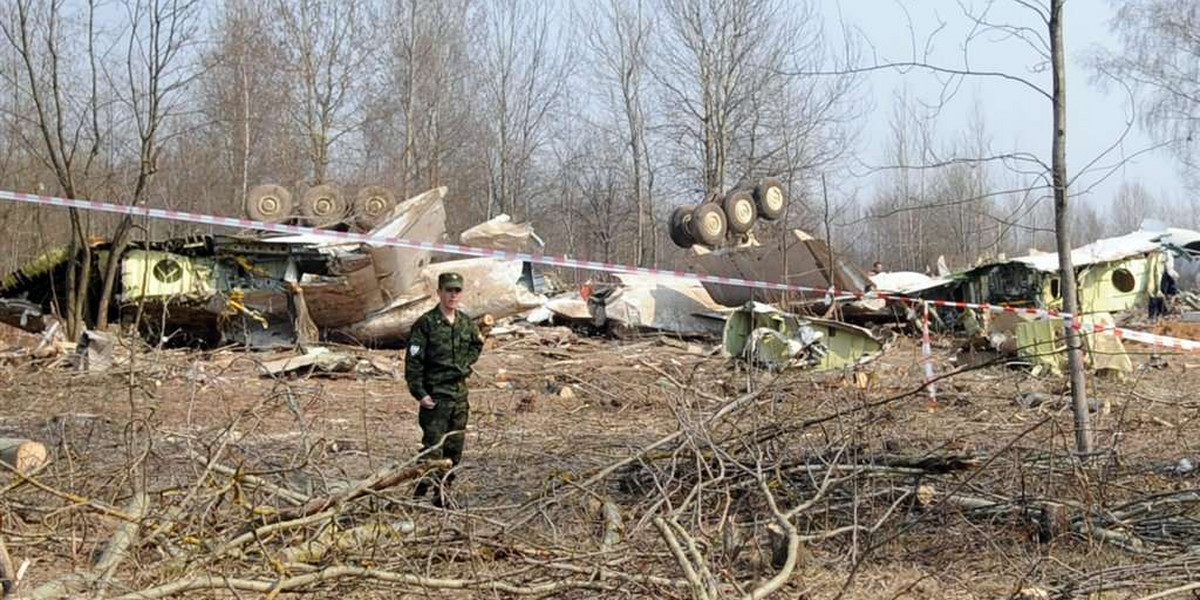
[1050,0,1092,455]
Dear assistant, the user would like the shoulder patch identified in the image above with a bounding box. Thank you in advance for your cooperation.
[409,344,420,356]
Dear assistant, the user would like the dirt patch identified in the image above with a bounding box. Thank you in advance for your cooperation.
[1151,320,1200,342]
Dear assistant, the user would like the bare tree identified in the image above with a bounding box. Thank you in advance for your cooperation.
[272,0,376,186]
[1070,200,1106,247]
[583,0,656,266]
[373,0,478,200]
[1109,180,1156,234]
[1092,0,1200,189]
[1047,0,1093,454]
[655,0,794,195]
[803,0,1094,453]
[199,0,298,215]
[0,0,107,339]
[479,0,571,220]
[94,0,203,331]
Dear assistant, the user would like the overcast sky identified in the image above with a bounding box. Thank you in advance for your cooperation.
[820,0,1182,213]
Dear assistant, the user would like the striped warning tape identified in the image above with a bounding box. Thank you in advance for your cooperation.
[921,300,937,404]
[915,296,1200,351]
[0,188,1197,352]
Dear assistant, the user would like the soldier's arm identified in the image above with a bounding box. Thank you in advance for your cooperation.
[464,317,484,369]
[405,316,430,400]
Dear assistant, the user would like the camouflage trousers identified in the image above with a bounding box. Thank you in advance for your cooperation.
[417,387,470,486]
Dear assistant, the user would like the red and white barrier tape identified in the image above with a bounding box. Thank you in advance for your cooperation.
[0,188,1196,352]
[917,297,1200,352]
[921,300,937,404]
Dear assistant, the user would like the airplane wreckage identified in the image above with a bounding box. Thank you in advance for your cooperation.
[10,179,1193,377]
[0,188,547,349]
[0,183,890,373]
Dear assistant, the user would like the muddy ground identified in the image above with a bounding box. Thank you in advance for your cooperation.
[0,323,1197,599]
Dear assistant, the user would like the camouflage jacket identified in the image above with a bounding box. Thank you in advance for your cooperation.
[405,307,484,401]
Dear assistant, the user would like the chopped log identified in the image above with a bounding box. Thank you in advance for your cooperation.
[0,440,47,475]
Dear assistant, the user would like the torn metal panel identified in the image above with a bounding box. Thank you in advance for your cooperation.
[590,273,725,336]
[297,273,380,329]
[986,311,1130,374]
[0,298,54,333]
[0,245,73,294]
[336,258,545,345]
[689,229,874,311]
[527,294,591,324]
[946,251,1166,315]
[1080,313,1132,374]
[76,329,115,372]
[120,250,217,301]
[262,187,448,305]
[1013,230,1165,273]
[723,302,883,371]
[1012,316,1064,375]
[1076,254,1164,314]
[260,348,358,377]
[460,214,535,251]
[365,187,447,302]
[870,271,950,295]
[530,274,725,336]
[936,229,1178,315]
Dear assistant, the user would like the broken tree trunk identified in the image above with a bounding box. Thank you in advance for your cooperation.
[0,440,47,475]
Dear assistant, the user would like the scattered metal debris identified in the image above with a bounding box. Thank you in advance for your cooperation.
[722,302,884,371]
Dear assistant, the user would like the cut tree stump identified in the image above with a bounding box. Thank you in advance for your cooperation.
[0,439,47,474]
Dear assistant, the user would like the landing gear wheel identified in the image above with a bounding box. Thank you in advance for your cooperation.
[669,205,696,249]
[300,184,348,228]
[691,202,727,247]
[352,186,396,230]
[722,190,758,234]
[753,178,786,221]
[244,184,293,224]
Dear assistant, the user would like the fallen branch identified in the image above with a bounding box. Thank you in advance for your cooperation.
[0,460,138,522]
[654,517,711,600]
[185,449,310,506]
[1133,582,1200,600]
[106,565,617,600]
[600,500,622,553]
[23,490,149,600]
[247,459,450,528]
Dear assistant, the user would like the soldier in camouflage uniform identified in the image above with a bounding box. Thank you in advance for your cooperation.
[405,272,484,506]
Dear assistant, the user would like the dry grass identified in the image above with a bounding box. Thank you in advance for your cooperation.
[0,325,1197,599]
